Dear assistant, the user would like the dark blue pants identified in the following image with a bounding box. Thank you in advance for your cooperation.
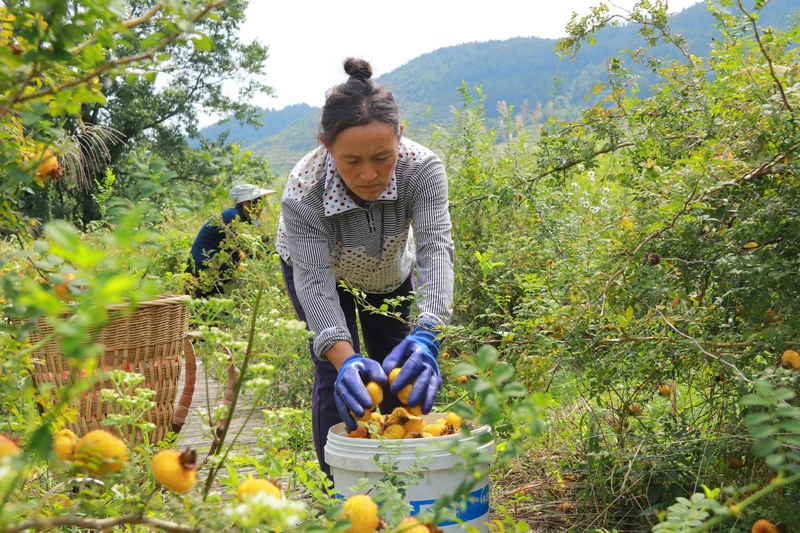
[280,260,412,478]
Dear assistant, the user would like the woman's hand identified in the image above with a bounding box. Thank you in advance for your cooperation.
[382,324,442,414]
[334,354,387,430]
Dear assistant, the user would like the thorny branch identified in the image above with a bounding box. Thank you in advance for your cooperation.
[737,0,795,115]
[599,143,798,316]
[0,515,198,533]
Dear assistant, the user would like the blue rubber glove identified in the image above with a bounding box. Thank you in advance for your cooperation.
[334,354,387,430]
[382,323,442,414]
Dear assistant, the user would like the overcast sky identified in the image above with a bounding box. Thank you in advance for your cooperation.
[227,0,701,117]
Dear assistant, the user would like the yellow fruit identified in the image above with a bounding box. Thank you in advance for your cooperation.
[752,519,778,533]
[0,434,20,458]
[348,426,369,439]
[742,241,759,250]
[238,251,246,260]
[236,478,281,502]
[398,517,428,533]
[403,416,425,434]
[35,151,63,182]
[341,494,380,533]
[546,259,555,266]
[386,407,410,426]
[237,264,245,272]
[366,381,383,408]
[73,430,128,473]
[398,383,413,404]
[425,423,446,437]
[351,408,373,423]
[457,375,468,384]
[445,412,462,428]
[370,412,383,424]
[729,456,744,469]
[152,449,197,493]
[387,368,401,386]
[658,384,671,398]
[626,403,642,416]
[53,273,76,300]
[381,424,406,439]
[407,405,423,416]
[54,429,78,461]
[781,349,800,370]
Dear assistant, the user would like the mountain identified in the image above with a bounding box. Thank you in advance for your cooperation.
[199,0,798,173]
[200,103,315,147]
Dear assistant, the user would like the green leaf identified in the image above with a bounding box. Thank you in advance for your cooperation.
[740,394,770,407]
[476,345,498,370]
[192,33,216,51]
[452,401,475,420]
[752,438,780,457]
[492,363,515,385]
[625,306,634,321]
[743,412,772,426]
[503,382,528,397]
[454,362,477,377]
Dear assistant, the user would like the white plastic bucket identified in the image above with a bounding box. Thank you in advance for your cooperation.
[325,414,494,532]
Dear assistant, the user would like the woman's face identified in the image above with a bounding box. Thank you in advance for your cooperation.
[324,122,403,203]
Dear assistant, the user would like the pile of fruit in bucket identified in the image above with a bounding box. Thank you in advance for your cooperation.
[347,408,464,440]
[346,368,468,439]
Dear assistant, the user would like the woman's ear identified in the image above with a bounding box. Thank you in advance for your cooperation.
[398,124,405,138]
[319,134,331,151]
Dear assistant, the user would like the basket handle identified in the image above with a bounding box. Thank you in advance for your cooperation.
[171,335,198,433]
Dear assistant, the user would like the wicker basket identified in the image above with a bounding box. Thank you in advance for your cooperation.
[27,294,192,443]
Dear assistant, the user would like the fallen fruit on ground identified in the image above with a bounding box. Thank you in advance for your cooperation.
[54,429,78,462]
[236,477,281,502]
[341,494,380,533]
[152,449,197,493]
[72,429,128,473]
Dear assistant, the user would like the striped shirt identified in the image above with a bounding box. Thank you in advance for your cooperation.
[276,137,454,358]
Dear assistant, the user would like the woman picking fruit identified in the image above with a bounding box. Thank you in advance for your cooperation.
[276,58,454,476]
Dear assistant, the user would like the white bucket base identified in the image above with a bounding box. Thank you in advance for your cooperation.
[325,414,494,533]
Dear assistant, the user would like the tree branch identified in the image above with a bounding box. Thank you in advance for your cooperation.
[1,1,227,110]
[737,0,794,115]
[598,143,797,315]
[0,514,198,533]
[525,141,635,184]
[68,4,165,56]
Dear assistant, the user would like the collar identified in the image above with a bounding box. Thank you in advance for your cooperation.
[323,151,398,217]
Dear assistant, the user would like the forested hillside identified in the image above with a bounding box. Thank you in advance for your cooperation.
[203,0,797,172]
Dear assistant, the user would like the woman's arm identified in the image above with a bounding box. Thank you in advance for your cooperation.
[409,155,455,326]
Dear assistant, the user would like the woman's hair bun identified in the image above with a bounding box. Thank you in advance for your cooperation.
[343,57,372,81]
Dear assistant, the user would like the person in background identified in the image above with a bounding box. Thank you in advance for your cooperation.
[188,183,275,298]
[276,58,455,476]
